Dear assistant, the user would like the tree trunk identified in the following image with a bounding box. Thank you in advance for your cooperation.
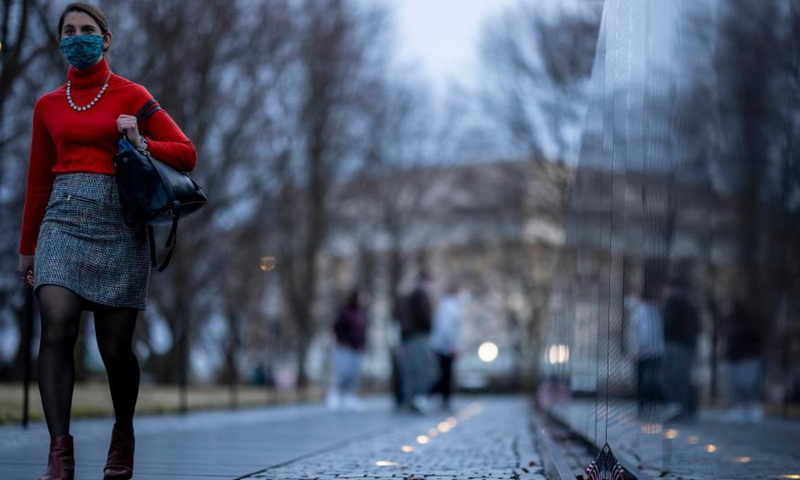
[7,302,29,382]
[388,246,404,319]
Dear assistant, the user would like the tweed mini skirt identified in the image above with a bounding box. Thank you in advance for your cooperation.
[34,173,151,310]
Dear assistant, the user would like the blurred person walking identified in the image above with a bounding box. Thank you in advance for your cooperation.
[16,4,197,479]
[721,300,764,423]
[428,282,466,411]
[389,295,405,408]
[625,285,665,418]
[661,278,701,420]
[326,290,369,411]
[399,272,435,413]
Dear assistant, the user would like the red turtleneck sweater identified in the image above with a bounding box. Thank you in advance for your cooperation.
[19,57,197,255]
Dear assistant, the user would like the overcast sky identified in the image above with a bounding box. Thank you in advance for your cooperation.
[388,0,520,92]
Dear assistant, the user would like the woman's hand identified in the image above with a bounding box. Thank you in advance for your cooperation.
[18,255,34,287]
[116,114,145,148]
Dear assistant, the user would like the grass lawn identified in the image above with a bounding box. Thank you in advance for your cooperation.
[0,383,323,424]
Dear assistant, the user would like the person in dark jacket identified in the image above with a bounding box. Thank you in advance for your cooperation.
[326,289,368,411]
[721,300,764,422]
[661,278,701,419]
[399,272,435,413]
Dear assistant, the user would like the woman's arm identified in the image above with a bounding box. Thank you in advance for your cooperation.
[139,107,198,172]
[19,100,56,255]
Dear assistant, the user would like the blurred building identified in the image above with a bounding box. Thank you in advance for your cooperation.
[305,158,573,390]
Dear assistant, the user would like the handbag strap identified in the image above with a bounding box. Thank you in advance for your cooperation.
[148,201,181,272]
[139,98,173,272]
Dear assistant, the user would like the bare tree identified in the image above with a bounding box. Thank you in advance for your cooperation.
[270,0,391,387]
[357,77,438,317]
[711,1,800,401]
[0,0,61,380]
[478,1,602,162]
[0,0,58,116]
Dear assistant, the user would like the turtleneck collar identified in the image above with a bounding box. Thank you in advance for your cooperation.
[67,56,111,90]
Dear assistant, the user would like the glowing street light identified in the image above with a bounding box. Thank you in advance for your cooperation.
[546,344,570,364]
[478,342,499,362]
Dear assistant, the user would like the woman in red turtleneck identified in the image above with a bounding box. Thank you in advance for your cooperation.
[17,4,196,480]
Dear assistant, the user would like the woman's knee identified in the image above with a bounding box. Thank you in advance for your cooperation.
[94,308,138,361]
[40,318,80,348]
[96,339,134,363]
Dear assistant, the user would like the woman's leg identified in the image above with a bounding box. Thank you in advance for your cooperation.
[351,352,363,396]
[428,353,445,396]
[440,354,454,408]
[338,347,358,396]
[326,346,344,409]
[94,308,140,432]
[37,286,83,437]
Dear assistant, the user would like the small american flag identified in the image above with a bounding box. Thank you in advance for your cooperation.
[583,443,636,480]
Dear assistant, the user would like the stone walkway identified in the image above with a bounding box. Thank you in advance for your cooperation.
[0,396,546,480]
[246,398,545,480]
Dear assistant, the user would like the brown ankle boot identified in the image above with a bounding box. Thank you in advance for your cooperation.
[39,434,75,480]
[103,427,134,480]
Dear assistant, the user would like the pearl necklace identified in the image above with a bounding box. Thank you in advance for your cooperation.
[66,74,111,112]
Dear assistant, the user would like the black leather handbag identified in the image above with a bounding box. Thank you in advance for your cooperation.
[113,100,207,271]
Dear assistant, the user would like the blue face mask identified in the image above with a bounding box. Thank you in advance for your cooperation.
[60,35,105,70]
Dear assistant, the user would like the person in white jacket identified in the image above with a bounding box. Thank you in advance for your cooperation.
[428,283,466,410]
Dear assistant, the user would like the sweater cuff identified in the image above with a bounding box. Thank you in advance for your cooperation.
[19,242,36,256]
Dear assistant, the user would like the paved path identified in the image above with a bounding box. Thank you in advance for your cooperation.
[548,400,800,480]
[646,414,800,480]
[0,396,545,480]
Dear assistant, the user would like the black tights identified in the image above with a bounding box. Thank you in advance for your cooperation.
[38,285,140,436]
